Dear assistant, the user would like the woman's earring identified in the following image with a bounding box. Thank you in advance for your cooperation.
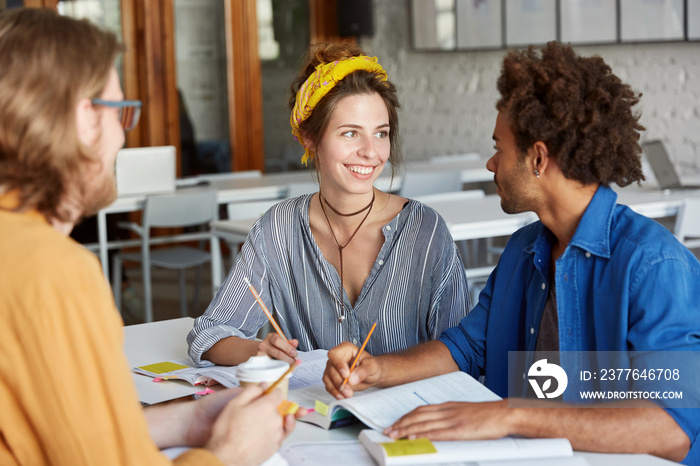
[534,169,540,178]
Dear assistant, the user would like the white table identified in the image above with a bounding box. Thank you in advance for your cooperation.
[123,317,201,405]
[432,186,700,242]
[97,158,494,284]
[124,318,677,465]
[96,171,321,283]
[208,195,534,288]
[211,186,698,246]
[209,195,532,244]
[614,185,697,218]
[405,157,492,184]
[209,186,700,289]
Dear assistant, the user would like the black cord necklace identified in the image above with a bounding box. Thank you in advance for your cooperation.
[319,189,375,322]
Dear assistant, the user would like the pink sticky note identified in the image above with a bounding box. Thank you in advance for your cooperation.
[153,377,164,383]
[196,387,216,396]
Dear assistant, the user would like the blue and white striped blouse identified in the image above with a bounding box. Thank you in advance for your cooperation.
[188,194,470,366]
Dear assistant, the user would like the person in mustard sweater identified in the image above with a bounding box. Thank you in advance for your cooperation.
[0,8,302,466]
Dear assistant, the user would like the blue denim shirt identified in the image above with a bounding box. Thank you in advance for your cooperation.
[440,185,700,463]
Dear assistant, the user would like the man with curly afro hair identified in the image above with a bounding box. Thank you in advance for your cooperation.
[324,42,700,464]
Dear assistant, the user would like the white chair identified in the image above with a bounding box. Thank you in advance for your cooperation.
[465,265,496,310]
[176,170,262,188]
[285,181,318,198]
[227,199,280,221]
[674,197,700,250]
[398,170,463,198]
[220,199,282,269]
[430,153,481,164]
[413,189,485,204]
[414,190,487,270]
[195,170,262,182]
[112,190,219,322]
[116,146,176,196]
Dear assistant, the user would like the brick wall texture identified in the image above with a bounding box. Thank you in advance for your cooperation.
[359,1,700,175]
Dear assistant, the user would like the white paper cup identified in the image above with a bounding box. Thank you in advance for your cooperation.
[237,356,291,398]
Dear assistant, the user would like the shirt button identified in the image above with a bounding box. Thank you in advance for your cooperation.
[352,338,358,345]
[385,225,392,231]
[541,283,546,290]
[585,252,591,258]
[564,274,568,282]
[530,327,535,334]
[378,259,384,265]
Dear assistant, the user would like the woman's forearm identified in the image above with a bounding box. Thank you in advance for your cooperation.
[203,336,261,366]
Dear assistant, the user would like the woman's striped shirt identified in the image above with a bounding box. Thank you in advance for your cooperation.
[187,194,469,365]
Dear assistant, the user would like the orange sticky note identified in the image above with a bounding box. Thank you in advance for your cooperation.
[277,400,299,416]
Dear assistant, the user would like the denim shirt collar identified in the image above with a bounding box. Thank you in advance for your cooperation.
[568,185,616,259]
[524,185,617,266]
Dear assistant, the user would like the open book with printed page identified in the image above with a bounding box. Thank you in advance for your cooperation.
[133,349,328,390]
[286,371,580,465]
[290,371,501,430]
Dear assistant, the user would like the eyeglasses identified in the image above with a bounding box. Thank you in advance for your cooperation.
[91,99,142,131]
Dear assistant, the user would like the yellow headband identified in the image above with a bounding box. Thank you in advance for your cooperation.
[290,55,388,165]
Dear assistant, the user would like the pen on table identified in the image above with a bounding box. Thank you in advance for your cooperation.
[263,360,299,395]
[340,322,377,391]
[243,277,289,344]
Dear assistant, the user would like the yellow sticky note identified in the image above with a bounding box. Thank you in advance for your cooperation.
[381,438,437,457]
[138,361,189,374]
[314,400,329,417]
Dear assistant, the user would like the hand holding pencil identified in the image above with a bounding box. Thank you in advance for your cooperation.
[322,323,381,399]
[243,277,299,364]
[340,322,376,391]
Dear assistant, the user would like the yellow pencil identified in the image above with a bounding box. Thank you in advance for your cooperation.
[340,322,377,391]
[243,277,289,343]
[263,360,298,395]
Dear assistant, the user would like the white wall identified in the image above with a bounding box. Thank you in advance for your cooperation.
[360,1,700,175]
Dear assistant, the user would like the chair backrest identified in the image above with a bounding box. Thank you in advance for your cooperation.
[195,170,262,182]
[227,199,280,221]
[176,170,262,188]
[398,170,463,198]
[285,182,318,198]
[115,146,176,196]
[430,153,481,164]
[674,197,700,245]
[413,189,485,205]
[143,190,219,229]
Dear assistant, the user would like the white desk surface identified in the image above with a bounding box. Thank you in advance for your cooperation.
[97,158,493,281]
[211,194,533,245]
[615,184,700,218]
[104,158,492,216]
[123,317,200,405]
[211,186,700,245]
[208,194,530,289]
[102,158,493,215]
[126,318,677,465]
